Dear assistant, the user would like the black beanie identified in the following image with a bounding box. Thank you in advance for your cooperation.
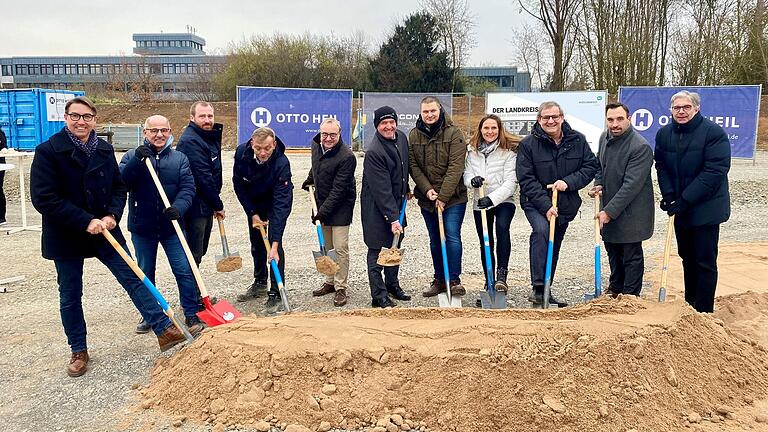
[373,106,397,128]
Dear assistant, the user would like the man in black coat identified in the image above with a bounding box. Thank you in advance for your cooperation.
[175,101,225,268]
[301,118,357,307]
[589,103,654,297]
[517,101,599,307]
[655,90,730,313]
[361,106,412,308]
[30,97,200,378]
[233,127,293,310]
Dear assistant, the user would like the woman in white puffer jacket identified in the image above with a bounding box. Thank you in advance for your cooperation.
[464,114,521,293]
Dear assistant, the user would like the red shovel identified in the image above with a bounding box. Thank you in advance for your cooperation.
[144,158,240,326]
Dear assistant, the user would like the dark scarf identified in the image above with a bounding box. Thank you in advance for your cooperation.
[64,127,98,157]
[417,110,446,139]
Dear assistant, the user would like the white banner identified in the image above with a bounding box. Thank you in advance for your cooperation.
[486,91,608,152]
[45,92,76,122]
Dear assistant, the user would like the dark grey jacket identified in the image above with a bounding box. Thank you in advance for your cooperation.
[595,127,655,243]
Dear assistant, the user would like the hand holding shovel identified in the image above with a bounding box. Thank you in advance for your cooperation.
[308,186,339,276]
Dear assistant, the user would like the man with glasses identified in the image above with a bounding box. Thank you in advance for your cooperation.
[654,90,730,313]
[30,98,201,378]
[298,118,357,307]
[516,101,599,307]
[119,115,202,333]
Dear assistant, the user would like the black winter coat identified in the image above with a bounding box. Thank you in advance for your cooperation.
[516,121,599,223]
[119,140,195,238]
[31,129,127,260]
[361,130,409,249]
[0,127,6,163]
[303,133,357,226]
[654,112,730,228]
[233,136,293,244]
[175,122,224,218]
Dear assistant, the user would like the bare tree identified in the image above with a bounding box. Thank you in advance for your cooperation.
[512,23,551,90]
[518,0,581,91]
[420,0,477,91]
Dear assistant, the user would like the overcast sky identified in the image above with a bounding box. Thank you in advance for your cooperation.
[0,0,530,68]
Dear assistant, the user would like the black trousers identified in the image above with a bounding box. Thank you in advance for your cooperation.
[184,215,213,267]
[366,248,401,302]
[472,203,515,285]
[0,170,6,221]
[604,241,644,296]
[524,208,569,288]
[248,219,285,294]
[676,223,720,313]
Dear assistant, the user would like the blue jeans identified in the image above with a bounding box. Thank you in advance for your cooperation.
[131,231,199,318]
[54,247,172,353]
[524,208,569,288]
[421,203,466,281]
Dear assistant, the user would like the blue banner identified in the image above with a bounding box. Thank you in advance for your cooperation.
[360,93,453,150]
[619,85,761,159]
[237,87,353,148]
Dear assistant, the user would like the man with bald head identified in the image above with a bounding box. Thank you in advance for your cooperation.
[119,115,200,332]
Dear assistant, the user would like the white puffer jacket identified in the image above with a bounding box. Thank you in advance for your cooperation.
[463,143,518,211]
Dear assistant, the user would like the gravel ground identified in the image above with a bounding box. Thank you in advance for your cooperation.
[1,150,767,431]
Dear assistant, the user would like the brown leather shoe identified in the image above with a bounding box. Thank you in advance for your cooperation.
[313,283,335,297]
[449,280,466,296]
[157,324,203,352]
[422,279,446,297]
[333,289,348,307]
[67,350,89,377]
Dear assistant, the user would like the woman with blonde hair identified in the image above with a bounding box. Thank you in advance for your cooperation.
[464,114,520,294]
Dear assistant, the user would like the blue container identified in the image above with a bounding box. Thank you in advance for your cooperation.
[0,88,85,150]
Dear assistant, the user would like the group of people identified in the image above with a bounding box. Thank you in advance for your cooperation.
[29,90,731,378]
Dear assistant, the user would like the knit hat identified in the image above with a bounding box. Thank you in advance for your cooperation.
[373,106,398,128]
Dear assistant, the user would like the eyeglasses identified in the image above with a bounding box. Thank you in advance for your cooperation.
[146,128,171,134]
[671,105,693,112]
[538,114,562,122]
[66,112,95,122]
[320,132,339,139]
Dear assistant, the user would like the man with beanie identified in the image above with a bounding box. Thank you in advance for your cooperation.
[409,96,468,299]
[301,118,357,307]
[233,127,293,311]
[361,106,411,308]
[119,115,202,334]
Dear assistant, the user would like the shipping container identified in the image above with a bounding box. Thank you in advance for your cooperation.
[0,88,85,150]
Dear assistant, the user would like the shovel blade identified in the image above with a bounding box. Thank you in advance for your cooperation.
[377,247,405,267]
[216,254,243,272]
[584,292,598,302]
[438,292,462,308]
[480,291,507,309]
[196,299,241,327]
[327,249,338,262]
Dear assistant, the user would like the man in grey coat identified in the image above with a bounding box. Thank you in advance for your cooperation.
[589,102,654,297]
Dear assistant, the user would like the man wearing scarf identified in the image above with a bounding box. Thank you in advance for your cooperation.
[31,97,200,378]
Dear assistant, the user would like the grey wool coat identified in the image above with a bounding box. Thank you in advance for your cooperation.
[594,127,655,244]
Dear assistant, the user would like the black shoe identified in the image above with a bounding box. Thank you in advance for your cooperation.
[185,315,205,328]
[547,293,569,308]
[494,268,509,293]
[135,318,151,334]
[265,294,281,309]
[387,285,411,301]
[528,286,544,305]
[236,280,267,302]
[372,296,395,308]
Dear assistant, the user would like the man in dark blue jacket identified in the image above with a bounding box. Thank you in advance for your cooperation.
[655,90,731,313]
[233,127,293,310]
[175,101,225,268]
[517,101,599,307]
[120,115,199,333]
[30,97,200,378]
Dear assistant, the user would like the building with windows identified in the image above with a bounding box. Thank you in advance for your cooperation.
[0,32,226,100]
[460,66,531,92]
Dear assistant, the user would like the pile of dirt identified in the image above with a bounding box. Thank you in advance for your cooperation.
[315,256,340,276]
[139,296,768,431]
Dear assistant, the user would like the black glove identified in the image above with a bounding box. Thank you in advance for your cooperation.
[477,197,493,209]
[301,179,313,192]
[311,212,321,224]
[136,145,153,161]
[163,206,181,220]
[470,176,485,188]
[667,199,688,216]
[659,200,671,212]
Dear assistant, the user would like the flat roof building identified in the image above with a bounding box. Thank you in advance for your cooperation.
[460,66,531,92]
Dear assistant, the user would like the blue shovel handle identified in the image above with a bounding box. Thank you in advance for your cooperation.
[315,222,327,254]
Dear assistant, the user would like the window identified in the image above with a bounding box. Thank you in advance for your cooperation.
[41,64,51,75]
[16,65,28,75]
[2,65,10,76]
[29,64,40,75]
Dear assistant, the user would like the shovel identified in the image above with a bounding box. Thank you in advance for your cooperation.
[255,223,292,313]
[543,185,559,309]
[144,158,240,326]
[658,215,675,302]
[102,229,195,345]
[308,186,339,276]
[215,215,242,272]
[584,192,602,302]
[377,199,407,267]
[437,205,462,308]
[478,185,506,309]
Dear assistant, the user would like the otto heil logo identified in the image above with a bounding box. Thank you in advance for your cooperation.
[631,109,654,131]
[251,107,272,128]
